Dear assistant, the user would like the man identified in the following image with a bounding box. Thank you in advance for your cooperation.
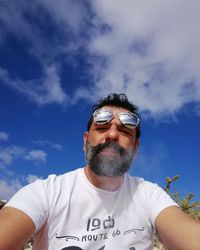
[0,93,199,250]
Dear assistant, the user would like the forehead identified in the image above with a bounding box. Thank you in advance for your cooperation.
[100,105,130,113]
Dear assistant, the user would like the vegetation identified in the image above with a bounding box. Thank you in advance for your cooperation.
[0,200,6,209]
[164,175,200,220]
[154,175,200,249]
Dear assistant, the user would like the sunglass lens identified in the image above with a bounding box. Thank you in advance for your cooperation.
[94,110,113,124]
[120,113,138,129]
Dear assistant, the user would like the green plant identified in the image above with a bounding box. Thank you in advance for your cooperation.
[165,175,200,220]
[154,175,200,249]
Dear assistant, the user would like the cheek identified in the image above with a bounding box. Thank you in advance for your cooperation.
[119,136,132,147]
[87,133,101,146]
[120,139,136,153]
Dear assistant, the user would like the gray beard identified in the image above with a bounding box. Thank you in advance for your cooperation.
[85,141,134,177]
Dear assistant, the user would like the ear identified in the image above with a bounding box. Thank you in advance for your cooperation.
[83,131,88,152]
[133,139,140,159]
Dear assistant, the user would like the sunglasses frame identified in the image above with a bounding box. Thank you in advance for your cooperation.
[93,108,140,129]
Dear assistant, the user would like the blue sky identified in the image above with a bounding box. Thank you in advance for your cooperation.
[0,0,199,201]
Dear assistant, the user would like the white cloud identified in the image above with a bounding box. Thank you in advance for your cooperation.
[0,132,9,141]
[0,1,71,106]
[34,140,63,151]
[25,150,47,162]
[0,146,25,168]
[0,1,77,58]
[1,0,200,117]
[76,0,200,117]
[38,0,88,33]
[51,143,63,151]
[0,179,23,200]
[0,146,47,169]
[0,174,43,200]
[26,174,42,184]
[0,65,68,106]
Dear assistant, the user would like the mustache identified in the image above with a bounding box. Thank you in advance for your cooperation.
[91,141,126,156]
[85,140,134,177]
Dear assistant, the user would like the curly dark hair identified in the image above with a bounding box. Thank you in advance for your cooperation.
[87,93,141,139]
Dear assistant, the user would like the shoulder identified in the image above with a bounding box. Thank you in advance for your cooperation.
[126,174,161,195]
[126,173,176,203]
[5,168,83,232]
[126,174,178,225]
[5,168,83,209]
[33,167,82,188]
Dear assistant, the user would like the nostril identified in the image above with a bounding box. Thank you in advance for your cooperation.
[106,137,117,142]
[105,132,118,141]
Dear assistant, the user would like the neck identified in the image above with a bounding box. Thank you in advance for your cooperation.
[84,165,124,191]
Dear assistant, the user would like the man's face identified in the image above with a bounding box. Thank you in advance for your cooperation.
[83,106,139,176]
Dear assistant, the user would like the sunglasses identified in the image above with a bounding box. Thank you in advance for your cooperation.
[93,108,140,129]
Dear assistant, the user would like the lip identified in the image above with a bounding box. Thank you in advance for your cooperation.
[98,148,119,156]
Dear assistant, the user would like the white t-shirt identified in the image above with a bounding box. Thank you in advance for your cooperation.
[6,168,177,250]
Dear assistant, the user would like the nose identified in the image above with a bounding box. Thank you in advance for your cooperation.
[104,123,119,142]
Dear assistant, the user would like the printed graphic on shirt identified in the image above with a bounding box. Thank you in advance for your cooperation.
[60,245,136,250]
[61,246,105,250]
[61,246,136,250]
[56,216,145,250]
